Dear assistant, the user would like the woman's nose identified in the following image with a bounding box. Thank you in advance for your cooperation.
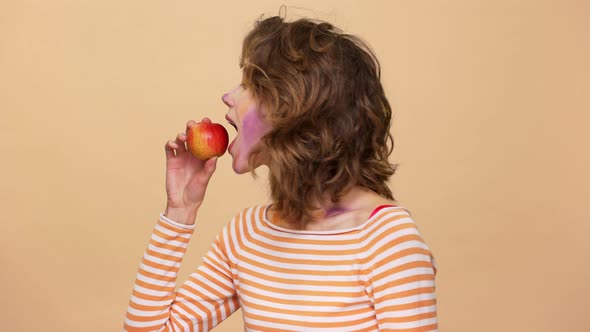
[222,92,234,108]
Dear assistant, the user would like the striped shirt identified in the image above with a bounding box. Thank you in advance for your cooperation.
[124,204,438,331]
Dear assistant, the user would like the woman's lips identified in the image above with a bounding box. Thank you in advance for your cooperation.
[225,115,237,130]
[228,139,235,153]
[225,115,237,154]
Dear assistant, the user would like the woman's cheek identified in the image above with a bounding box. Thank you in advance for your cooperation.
[238,108,271,164]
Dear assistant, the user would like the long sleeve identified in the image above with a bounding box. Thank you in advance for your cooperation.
[364,213,438,331]
[123,213,240,332]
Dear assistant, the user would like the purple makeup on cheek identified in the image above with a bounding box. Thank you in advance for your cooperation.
[235,106,271,166]
[241,107,270,146]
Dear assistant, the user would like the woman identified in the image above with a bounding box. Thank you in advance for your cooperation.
[124,15,438,332]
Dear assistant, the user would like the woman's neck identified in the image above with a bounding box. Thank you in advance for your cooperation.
[269,185,393,231]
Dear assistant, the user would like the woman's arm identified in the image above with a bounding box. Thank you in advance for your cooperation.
[364,211,438,331]
[123,213,239,331]
[124,117,237,331]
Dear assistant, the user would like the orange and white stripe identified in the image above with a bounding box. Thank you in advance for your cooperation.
[124,204,438,331]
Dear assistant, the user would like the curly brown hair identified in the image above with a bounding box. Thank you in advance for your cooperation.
[240,15,399,229]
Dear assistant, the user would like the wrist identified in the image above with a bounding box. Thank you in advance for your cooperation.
[164,206,197,225]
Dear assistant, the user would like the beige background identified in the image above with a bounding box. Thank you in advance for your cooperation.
[1,0,588,331]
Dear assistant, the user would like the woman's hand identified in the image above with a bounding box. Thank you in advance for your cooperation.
[163,118,218,225]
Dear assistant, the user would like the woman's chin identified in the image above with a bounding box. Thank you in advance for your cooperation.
[232,160,265,175]
[232,166,249,174]
[231,159,249,174]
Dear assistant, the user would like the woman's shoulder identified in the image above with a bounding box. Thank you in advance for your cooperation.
[361,201,426,240]
[227,204,270,225]
[366,204,435,258]
[214,204,268,243]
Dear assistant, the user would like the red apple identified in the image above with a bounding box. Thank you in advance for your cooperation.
[186,122,229,160]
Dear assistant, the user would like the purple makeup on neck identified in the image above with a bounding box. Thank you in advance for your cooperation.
[324,206,349,217]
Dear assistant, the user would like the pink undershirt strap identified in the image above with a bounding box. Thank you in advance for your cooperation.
[368,204,397,219]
